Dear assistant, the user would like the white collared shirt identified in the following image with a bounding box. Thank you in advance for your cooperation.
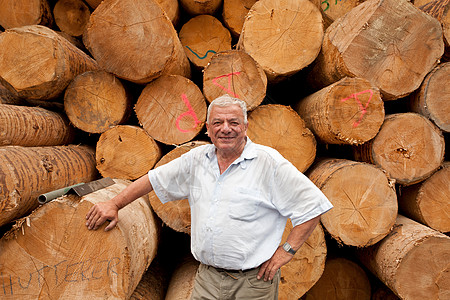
[148,139,333,270]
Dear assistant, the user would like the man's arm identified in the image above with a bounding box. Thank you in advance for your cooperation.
[257,215,321,281]
[85,175,154,231]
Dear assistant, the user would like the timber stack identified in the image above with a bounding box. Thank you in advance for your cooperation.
[0,0,448,299]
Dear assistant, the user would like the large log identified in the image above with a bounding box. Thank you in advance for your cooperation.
[410,62,450,132]
[308,0,444,100]
[156,0,180,27]
[53,0,91,37]
[293,77,384,145]
[148,141,210,234]
[279,221,327,300]
[247,104,316,172]
[135,75,207,145]
[64,70,132,134]
[0,179,159,299]
[307,158,397,247]
[222,0,258,38]
[179,15,232,69]
[0,145,97,227]
[0,25,98,100]
[356,215,450,300]
[96,125,162,181]
[203,50,267,111]
[164,255,199,300]
[237,0,324,82]
[353,113,445,186]
[397,161,450,233]
[311,0,368,29]
[0,104,75,147]
[0,0,53,29]
[302,257,371,300]
[83,0,190,84]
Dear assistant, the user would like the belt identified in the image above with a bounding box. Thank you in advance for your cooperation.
[208,265,260,274]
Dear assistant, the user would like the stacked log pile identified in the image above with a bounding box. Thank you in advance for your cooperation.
[0,0,448,299]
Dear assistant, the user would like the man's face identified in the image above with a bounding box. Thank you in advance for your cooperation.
[206,104,248,155]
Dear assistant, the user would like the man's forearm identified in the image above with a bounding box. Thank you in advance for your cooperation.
[112,175,154,209]
[286,215,321,252]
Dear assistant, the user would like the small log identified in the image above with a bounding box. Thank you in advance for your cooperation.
[135,75,207,145]
[179,15,232,69]
[222,0,258,38]
[64,70,132,134]
[0,145,97,227]
[293,77,384,145]
[0,82,27,106]
[397,161,450,233]
[129,258,169,300]
[96,125,162,181]
[302,257,371,300]
[164,255,199,300]
[203,50,267,111]
[179,0,223,15]
[414,0,450,59]
[148,141,210,234]
[53,0,91,37]
[0,25,98,100]
[247,104,316,172]
[83,0,190,84]
[308,0,444,100]
[0,104,75,147]
[237,0,324,82]
[156,0,180,27]
[311,0,367,29]
[0,179,160,299]
[306,158,398,247]
[353,113,445,186]
[279,221,327,299]
[0,0,53,29]
[410,62,450,132]
[356,215,450,300]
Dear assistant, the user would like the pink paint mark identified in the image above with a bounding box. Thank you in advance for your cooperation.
[340,89,373,128]
[211,72,241,98]
[176,93,202,133]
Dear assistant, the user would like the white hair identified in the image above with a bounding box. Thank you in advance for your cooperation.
[207,94,248,124]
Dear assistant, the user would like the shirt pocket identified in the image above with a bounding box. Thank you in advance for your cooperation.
[228,187,262,221]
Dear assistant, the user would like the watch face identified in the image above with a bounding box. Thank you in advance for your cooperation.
[283,242,290,251]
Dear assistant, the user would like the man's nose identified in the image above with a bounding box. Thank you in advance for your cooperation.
[221,122,231,132]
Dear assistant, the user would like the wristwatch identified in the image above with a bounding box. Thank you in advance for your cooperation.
[282,242,297,255]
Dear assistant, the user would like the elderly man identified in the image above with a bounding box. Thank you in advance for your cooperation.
[86,95,332,299]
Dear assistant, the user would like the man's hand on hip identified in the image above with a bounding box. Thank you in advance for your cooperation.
[257,247,294,281]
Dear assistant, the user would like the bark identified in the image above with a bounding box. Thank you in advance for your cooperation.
[222,0,258,38]
[0,179,159,299]
[353,113,445,186]
[83,0,190,84]
[64,70,132,134]
[0,0,54,29]
[179,15,232,69]
[356,215,450,300]
[308,0,444,100]
[237,0,324,82]
[279,221,327,300]
[203,50,267,111]
[293,77,384,145]
[135,75,207,145]
[0,104,75,147]
[53,0,91,37]
[307,158,398,247]
[397,161,450,233]
[148,141,210,234]
[96,125,162,181]
[247,104,316,172]
[164,255,199,300]
[302,258,371,300]
[179,0,223,15]
[0,25,98,100]
[0,145,97,227]
[410,62,450,132]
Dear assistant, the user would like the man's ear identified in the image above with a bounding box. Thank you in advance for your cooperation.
[205,123,210,137]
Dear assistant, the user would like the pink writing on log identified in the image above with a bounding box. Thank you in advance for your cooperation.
[176,93,202,133]
[212,72,241,98]
[340,89,373,128]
